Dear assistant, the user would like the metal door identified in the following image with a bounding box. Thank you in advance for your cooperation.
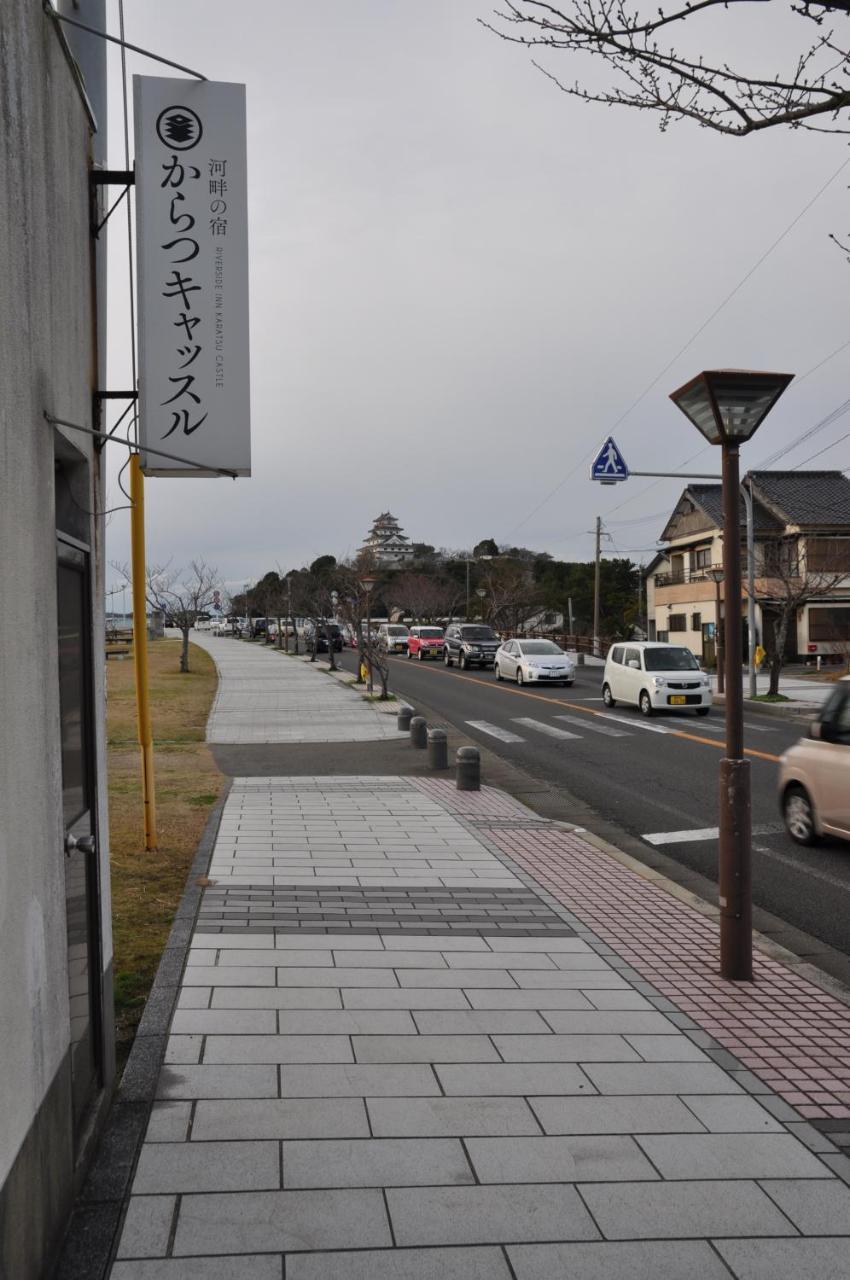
[57,537,102,1136]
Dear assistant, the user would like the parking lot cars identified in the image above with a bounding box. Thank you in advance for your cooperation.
[779,676,850,846]
[602,641,712,716]
[494,638,574,686]
[444,624,501,670]
[378,623,410,654]
[407,626,445,660]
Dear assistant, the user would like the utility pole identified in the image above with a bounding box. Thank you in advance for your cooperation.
[593,516,602,657]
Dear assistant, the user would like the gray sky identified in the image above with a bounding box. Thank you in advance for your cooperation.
[105,1,850,596]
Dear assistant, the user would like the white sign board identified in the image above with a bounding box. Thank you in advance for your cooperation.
[134,76,251,476]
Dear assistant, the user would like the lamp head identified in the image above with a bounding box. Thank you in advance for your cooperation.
[670,369,794,446]
[705,567,724,584]
[359,575,377,595]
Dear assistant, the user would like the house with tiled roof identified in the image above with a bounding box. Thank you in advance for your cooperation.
[646,471,850,664]
[359,512,414,567]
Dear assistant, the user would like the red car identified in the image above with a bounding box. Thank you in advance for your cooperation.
[406,626,445,660]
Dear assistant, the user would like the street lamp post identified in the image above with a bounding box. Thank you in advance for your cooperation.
[476,587,487,621]
[670,369,793,981]
[360,574,377,694]
[706,567,725,695]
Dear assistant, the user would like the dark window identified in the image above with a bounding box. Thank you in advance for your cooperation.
[610,645,625,665]
[668,614,687,632]
[809,607,850,642]
[807,538,850,574]
[624,647,642,668]
[692,547,712,570]
[691,612,702,631]
[644,646,700,672]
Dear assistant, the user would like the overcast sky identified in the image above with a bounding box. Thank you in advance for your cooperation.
[104,1,850,596]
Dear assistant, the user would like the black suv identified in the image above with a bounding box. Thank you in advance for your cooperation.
[444,624,500,670]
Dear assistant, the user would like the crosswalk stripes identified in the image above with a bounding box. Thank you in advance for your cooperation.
[465,720,526,743]
[593,712,670,734]
[512,718,581,740]
[554,714,629,738]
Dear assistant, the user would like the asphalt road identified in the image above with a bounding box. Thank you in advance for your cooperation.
[341,649,850,970]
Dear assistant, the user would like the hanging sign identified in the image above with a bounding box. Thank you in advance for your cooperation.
[134,76,251,476]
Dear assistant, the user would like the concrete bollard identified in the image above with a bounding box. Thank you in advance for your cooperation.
[456,745,481,790]
[427,727,448,771]
[397,704,415,732]
[409,716,427,749]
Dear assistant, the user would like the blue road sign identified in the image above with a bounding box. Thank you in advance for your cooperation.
[590,436,629,483]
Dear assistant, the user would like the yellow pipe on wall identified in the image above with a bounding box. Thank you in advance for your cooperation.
[129,454,158,850]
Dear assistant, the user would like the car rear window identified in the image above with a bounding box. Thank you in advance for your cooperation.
[387,626,409,635]
[461,626,496,639]
[419,628,443,638]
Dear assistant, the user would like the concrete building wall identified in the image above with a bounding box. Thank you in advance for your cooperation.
[0,3,113,1276]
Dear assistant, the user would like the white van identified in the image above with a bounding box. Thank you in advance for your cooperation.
[602,642,712,717]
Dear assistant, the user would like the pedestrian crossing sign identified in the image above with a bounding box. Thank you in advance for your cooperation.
[590,436,629,484]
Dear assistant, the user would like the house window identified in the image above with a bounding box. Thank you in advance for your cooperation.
[807,538,850,574]
[692,548,712,570]
[668,614,687,633]
[762,539,799,576]
[808,607,850,642]
[691,612,702,631]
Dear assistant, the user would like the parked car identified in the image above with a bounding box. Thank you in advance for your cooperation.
[602,642,712,717]
[444,624,500,670]
[312,624,344,653]
[378,623,410,654]
[778,676,850,846]
[495,639,574,686]
[407,626,445,660]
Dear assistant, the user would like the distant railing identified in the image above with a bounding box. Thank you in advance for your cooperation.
[655,563,727,587]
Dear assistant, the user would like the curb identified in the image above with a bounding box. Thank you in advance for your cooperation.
[712,691,815,721]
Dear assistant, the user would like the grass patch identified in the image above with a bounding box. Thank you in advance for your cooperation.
[107,638,223,1072]
[750,692,791,703]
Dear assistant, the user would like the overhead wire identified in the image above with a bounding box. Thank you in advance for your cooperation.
[503,151,850,542]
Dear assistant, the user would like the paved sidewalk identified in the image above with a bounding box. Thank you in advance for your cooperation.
[193,634,405,744]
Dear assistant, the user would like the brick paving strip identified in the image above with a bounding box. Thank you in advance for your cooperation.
[104,771,850,1280]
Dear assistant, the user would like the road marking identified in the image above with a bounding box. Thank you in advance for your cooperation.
[408,666,782,763]
[512,717,581,740]
[643,823,785,846]
[465,720,525,743]
[555,714,629,738]
[741,721,776,734]
[755,843,850,893]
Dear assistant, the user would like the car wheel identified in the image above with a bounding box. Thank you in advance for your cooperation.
[418,649,424,661]
[495,663,503,681]
[406,648,412,659]
[602,683,615,707]
[639,690,653,717]
[784,785,818,846]
[516,668,524,686]
[445,651,452,667]
[459,654,467,670]
[696,707,710,717]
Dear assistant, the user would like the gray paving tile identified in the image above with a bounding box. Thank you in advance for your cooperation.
[176,988,211,1009]
[192,1096,370,1140]
[541,1011,680,1035]
[582,1062,742,1094]
[512,971,629,989]
[111,1258,281,1279]
[399,970,518,989]
[382,936,492,951]
[145,1101,192,1143]
[580,1179,794,1239]
[625,1035,709,1062]
[203,1034,354,1064]
[760,1178,850,1232]
[715,1238,850,1279]
[182,966,275,986]
[508,1240,732,1280]
[164,1035,203,1065]
[680,1095,784,1133]
[486,937,588,953]
[287,1245,512,1280]
[211,949,336,966]
[133,1140,280,1193]
[412,1011,551,1035]
[637,1133,830,1179]
[115,1196,175,1259]
[530,1096,705,1135]
[387,1183,598,1246]
[368,1097,541,1137]
[465,990,594,1010]
[172,1188,391,1254]
[342,989,471,1010]
[331,951,447,968]
[352,1035,499,1064]
[586,991,654,1010]
[170,1009,277,1035]
[442,952,557,970]
[265,966,399,987]
[277,1010,417,1034]
[211,986,343,1009]
[283,1138,474,1188]
[280,1065,441,1097]
[436,1063,594,1096]
[277,932,385,949]
[492,1034,639,1062]
[156,1065,278,1099]
[466,1135,658,1183]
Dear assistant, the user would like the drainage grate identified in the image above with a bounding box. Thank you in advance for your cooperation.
[198,883,575,937]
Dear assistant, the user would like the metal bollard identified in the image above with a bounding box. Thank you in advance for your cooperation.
[397,704,415,732]
[427,727,448,770]
[409,716,427,749]
[456,745,480,790]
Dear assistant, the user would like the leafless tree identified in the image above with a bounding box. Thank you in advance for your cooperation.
[757,537,848,693]
[484,2,850,137]
[386,572,462,623]
[138,559,220,673]
[335,560,392,698]
[479,558,546,634]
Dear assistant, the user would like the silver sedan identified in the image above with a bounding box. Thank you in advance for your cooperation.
[494,639,575,687]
